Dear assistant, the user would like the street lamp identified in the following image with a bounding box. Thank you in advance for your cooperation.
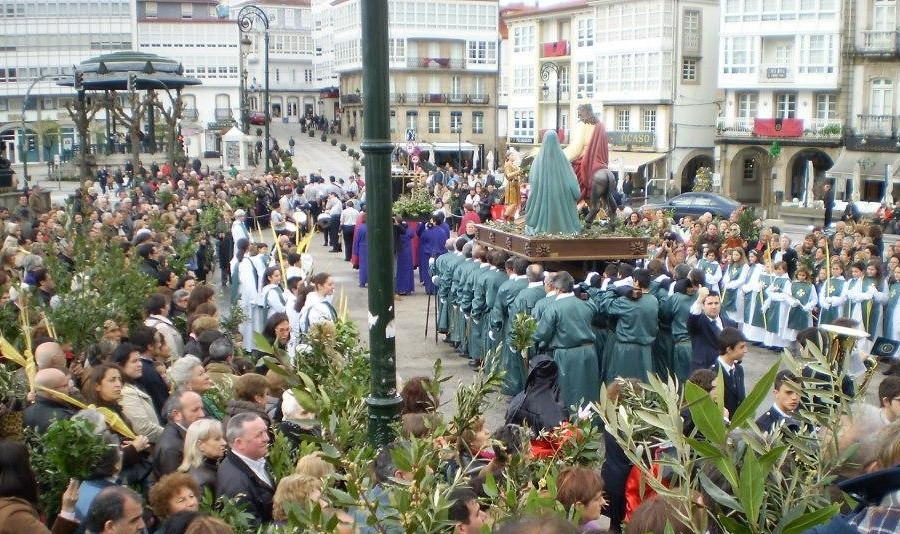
[237,5,270,173]
[540,61,561,134]
[239,35,252,134]
[20,75,50,190]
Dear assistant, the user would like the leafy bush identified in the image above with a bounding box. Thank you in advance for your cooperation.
[321,134,327,142]
[340,143,347,151]
[330,138,338,146]
[46,237,155,353]
[393,187,434,220]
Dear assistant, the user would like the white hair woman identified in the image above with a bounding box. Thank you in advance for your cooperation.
[168,355,221,419]
[177,418,226,493]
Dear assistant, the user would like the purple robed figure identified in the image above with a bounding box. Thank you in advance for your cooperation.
[395,218,415,295]
[353,220,368,287]
[416,213,451,294]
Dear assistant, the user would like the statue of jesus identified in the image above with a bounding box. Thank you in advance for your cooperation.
[563,103,610,200]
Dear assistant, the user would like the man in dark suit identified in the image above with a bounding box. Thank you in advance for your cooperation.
[756,370,802,433]
[216,413,275,528]
[773,235,799,279]
[710,326,748,418]
[131,326,170,417]
[823,181,835,228]
[688,285,738,370]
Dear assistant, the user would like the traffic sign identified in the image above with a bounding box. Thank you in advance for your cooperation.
[405,141,414,153]
[406,129,416,142]
[411,154,420,163]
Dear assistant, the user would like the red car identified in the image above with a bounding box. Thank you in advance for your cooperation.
[249,112,267,125]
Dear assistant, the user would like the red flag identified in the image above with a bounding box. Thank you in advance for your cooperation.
[753,118,804,137]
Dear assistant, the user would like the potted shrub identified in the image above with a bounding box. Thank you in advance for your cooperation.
[331,138,338,146]
[308,129,315,137]
[320,134,327,142]
[340,143,347,151]
[393,187,434,222]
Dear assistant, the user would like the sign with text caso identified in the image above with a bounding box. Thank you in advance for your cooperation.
[608,131,655,147]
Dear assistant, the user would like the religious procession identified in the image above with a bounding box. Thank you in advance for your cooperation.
[0,109,898,534]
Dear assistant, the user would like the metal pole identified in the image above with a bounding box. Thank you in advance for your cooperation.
[263,30,270,174]
[238,6,270,173]
[540,62,559,137]
[457,127,461,171]
[555,75,560,134]
[361,0,401,447]
[20,75,47,190]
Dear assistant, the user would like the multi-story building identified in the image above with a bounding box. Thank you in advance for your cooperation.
[332,0,500,169]
[714,0,845,207]
[502,0,720,196]
[311,0,339,124]
[231,0,319,127]
[136,0,239,158]
[0,0,134,164]
[835,0,900,203]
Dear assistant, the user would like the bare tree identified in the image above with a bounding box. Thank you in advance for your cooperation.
[65,94,103,188]
[107,89,153,175]
[151,88,185,171]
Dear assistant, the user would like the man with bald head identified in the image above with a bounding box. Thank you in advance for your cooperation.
[24,368,78,433]
[34,340,67,371]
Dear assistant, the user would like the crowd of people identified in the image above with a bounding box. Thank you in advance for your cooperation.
[3,133,900,534]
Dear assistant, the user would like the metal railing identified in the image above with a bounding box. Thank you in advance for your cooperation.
[857,114,899,136]
[860,30,899,53]
[214,108,233,121]
[182,108,198,121]
[540,40,570,57]
[405,57,466,69]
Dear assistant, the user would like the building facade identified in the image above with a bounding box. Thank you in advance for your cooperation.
[231,0,321,130]
[837,0,900,204]
[0,0,134,165]
[714,0,846,208]
[332,0,500,170]
[502,0,720,197]
[136,0,239,158]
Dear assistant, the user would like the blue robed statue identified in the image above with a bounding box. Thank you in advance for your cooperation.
[524,130,582,235]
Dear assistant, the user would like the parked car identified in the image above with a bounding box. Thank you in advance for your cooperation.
[641,192,740,221]
[249,112,267,125]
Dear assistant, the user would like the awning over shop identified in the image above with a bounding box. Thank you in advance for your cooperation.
[431,142,478,152]
[827,149,900,180]
[608,151,666,173]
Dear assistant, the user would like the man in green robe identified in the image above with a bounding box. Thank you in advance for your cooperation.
[434,238,462,335]
[459,245,487,360]
[648,260,674,379]
[534,271,599,410]
[468,246,494,365]
[489,257,529,390]
[480,251,513,363]
[502,263,547,395]
[818,260,846,326]
[666,268,702,386]
[449,245,478,354]
[595,269,660,384]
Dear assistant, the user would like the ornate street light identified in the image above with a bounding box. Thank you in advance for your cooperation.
[540,61,561,134]
[237,5,270,173]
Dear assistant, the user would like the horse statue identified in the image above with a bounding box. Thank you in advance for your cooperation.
[584,168,618,229]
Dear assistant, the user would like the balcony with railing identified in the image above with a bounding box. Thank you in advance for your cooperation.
[340,93,361,106]
[214,108,233,121]
[540,40,569,58]
[467,94,489,105]
[716,116,843,140]
[856,114,900,137]
[182,108,198,121]
[405,57,466,69]
[447,93,467,104]
[857,30,899,56]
